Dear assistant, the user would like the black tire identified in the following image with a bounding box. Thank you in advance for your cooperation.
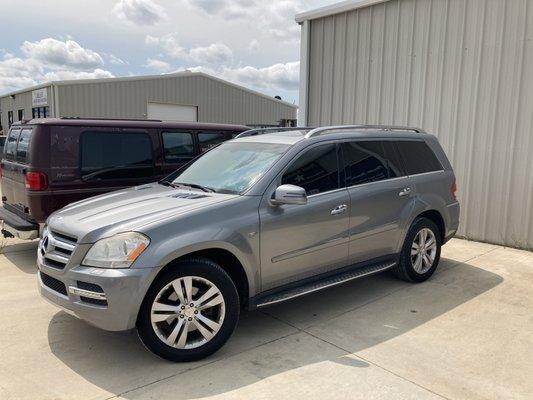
[393,217,442,282]
[137,258,240,362]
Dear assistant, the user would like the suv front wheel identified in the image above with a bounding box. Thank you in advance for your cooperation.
[393,217,442,282]
[137,258,240,362]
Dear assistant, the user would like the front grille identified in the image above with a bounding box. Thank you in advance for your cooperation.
[40,272,67,296]
[40,230,77,270]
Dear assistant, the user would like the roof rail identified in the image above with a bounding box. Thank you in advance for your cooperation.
[236,126,313,138]
[59,117,163,122]
[304,125,424,138]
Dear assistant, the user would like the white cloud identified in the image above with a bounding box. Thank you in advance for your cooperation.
[0,38,113,94]
[248,39,259,52]
[144,58,171,72]
[175,61,299,93]
[182,0,303,42]
[145,34,233,65]
[21,38,104,70]
[107,54,128,65]
[43,69,114,81]
[113,0,167,25]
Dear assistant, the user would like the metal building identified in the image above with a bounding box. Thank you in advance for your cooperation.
[296,0,533,249]
[0,71,297,130]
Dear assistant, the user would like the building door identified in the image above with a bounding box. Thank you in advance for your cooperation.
[147,102,198,122]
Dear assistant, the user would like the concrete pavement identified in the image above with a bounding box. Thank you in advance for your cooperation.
[0,238,531,400]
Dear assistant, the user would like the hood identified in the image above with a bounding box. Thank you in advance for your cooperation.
[47,183,238,243]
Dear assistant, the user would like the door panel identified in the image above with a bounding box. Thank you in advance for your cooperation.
[259,189,350,290]
[259,142,349,291]
[347,177,412,263]
[340,140,411,264]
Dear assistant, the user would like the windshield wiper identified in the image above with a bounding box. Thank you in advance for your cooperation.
[173,182,216,193]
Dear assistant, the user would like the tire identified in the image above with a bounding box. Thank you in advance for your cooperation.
[393,217,442,283]
[137,258,240,362]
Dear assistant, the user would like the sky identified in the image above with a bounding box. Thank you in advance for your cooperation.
[0,0,334,105]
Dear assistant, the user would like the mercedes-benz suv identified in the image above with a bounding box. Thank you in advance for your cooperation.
[37,125,460,361]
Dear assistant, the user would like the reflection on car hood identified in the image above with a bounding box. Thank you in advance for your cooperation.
[47,183,238,242]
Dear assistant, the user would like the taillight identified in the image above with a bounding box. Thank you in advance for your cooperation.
[451,178,457,200]
[25,171,48,191]
[0,163,3,179]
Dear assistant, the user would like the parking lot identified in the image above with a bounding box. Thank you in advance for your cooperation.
[0,237,530,400]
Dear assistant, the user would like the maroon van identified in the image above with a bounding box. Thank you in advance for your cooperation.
[0,118,248,239]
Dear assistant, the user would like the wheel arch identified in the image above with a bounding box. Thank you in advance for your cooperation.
[153,247,252,308]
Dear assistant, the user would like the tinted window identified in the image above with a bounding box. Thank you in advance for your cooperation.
[5,128,20,159]
[396,141,442,175]
[162,132,194,163]
[342,141,390,186]
[16,128,32,162]
[198,132,225,152]
[282,143,339,196]
[81,131,153,180]
[382,141,405,177]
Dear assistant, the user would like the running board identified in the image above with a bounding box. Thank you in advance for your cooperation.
[255,261,395,308]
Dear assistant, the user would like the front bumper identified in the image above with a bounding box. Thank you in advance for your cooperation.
[37,253,159,331]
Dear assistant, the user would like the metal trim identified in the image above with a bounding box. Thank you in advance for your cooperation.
[68,286,107,301]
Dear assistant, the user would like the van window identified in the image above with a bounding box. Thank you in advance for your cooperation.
[5,128,20,159]
[162,131,194,163]
[16,128,32,162]
[198,132,225,152]
[282,143,339,196]
[81,131,154,181]
[395,141,442,175]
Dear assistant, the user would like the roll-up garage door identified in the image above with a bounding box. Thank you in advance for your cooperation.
[147,102,198,122]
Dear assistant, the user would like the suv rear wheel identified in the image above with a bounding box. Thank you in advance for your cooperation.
[393,217,441,282]
[137,258,240,362]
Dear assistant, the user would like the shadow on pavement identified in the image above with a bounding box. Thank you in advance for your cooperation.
[47,259,502,399]
[1,240,38,274]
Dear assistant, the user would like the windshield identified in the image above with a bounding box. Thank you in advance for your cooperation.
[170,142,289,194]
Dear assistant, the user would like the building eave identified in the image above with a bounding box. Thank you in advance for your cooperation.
[295,0,390,23]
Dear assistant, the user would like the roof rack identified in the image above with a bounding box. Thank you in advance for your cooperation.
[59,117,164,122]
[304,125,424,138]
[236,126,313,138]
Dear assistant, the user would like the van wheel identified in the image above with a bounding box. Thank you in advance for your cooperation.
[393,217,441,282]
[137,258,240,362]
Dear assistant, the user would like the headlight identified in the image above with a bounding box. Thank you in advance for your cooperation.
[82,232,150,268]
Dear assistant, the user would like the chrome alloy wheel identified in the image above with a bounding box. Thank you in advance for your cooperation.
[411,228,437,274]
[150,276,226,349]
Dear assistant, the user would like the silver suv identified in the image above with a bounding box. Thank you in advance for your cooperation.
[38,125,460,361]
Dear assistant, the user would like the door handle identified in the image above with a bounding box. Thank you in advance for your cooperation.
[399,187,411,197]
[331,204,348,215]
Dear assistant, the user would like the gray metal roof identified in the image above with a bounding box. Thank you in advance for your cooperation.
[0,71,297,109]
[295,0,390,23]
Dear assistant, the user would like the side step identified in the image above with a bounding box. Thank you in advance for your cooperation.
[255,261,395,308]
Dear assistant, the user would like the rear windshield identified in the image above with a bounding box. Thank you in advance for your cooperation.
[4,127,33,163]
[80,131,154,181]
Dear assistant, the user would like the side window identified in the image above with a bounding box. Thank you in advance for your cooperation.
[341,141,390,186]
[16,128,33,162]
[282,143,339,196]
[5,128,20,159]
[198,131,225,152]
[162,131,194,163]
[81,131,154,180]
[396,141,442,175]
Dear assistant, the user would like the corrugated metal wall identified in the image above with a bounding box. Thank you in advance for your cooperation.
[305,0,533,249]
[57,74,296,126]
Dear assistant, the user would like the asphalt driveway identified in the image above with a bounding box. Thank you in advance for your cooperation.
[0,237,531,400]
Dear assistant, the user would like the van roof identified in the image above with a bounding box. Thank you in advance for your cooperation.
[12,118,249,131]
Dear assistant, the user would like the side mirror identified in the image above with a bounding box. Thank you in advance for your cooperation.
[271,184,308,206]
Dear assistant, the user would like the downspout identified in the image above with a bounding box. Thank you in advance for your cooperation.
[298,19,310,127]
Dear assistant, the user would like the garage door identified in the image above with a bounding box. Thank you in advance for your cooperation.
[147,102,198,122]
